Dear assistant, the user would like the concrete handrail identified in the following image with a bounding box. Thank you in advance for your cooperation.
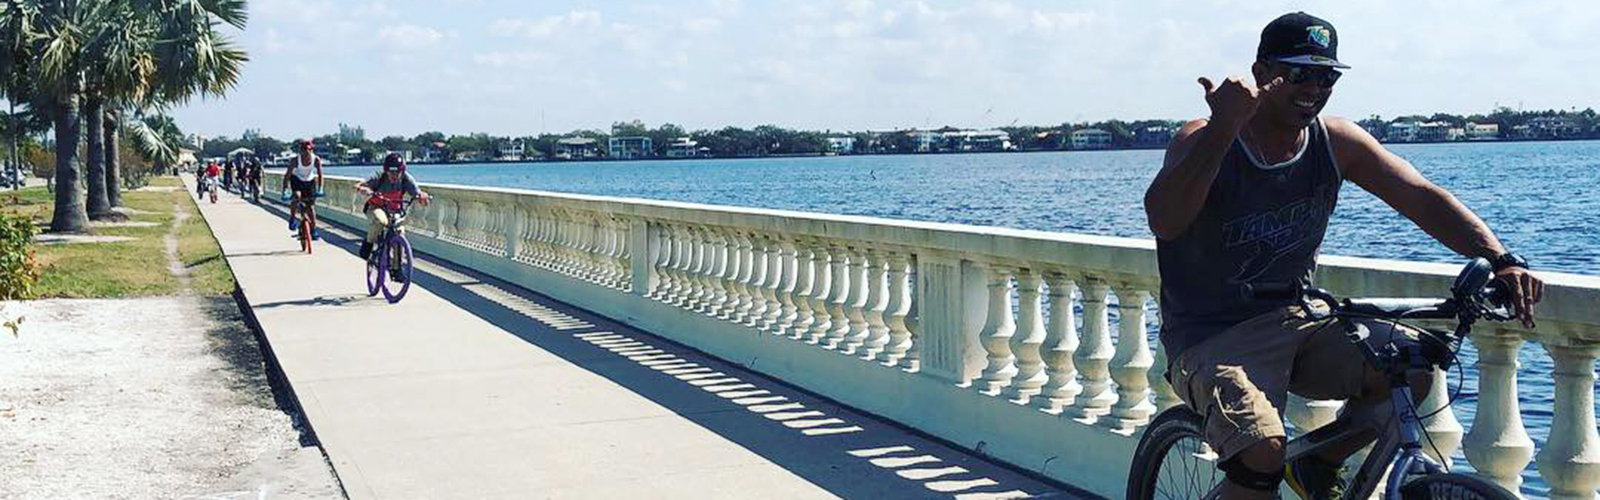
[270,170,1599,499]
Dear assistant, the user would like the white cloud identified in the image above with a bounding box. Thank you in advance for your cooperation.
[491,10,604,39]
[378,24,445,49]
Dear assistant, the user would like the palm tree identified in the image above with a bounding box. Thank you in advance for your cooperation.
[86,0,247,214]
[0,0,247,231]
[0,1,92,232]
[125,112,183,172]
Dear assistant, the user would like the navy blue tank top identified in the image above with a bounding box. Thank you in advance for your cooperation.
[1157,118,1343,358]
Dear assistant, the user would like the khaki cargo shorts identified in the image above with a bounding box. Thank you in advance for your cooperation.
[1168,302,1422,462]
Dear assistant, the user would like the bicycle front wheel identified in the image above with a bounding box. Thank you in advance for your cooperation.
[380,233,413,303]
[1127,407,1222,500]
[365,243,383,297]
[1400,473,1517,500]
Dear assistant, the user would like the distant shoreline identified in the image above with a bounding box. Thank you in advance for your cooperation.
[312,136,1599,168]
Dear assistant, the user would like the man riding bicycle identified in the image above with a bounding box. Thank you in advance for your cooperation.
[1143,12,1544,500]
[201,161,220,197]
[355,153,429,261]
[282,138,325,239]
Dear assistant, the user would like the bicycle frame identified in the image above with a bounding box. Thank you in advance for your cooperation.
[1282,320,1452,498]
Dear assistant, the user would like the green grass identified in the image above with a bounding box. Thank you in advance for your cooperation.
[176,193,237,296]
[0,185,55,220]
[0,176,237,298]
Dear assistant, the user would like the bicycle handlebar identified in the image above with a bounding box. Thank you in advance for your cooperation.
[1248,258,1517,329]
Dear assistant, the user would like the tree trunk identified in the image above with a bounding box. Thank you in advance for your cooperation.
[48,93,88,233]
[83,95,111,219]
[103,108,121,207]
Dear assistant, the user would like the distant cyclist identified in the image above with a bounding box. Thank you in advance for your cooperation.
[202,161,220,196]
[281,138,325,239]
[354,153,430,260]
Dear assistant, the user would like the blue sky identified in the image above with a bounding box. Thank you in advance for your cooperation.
[172,0,1599,140]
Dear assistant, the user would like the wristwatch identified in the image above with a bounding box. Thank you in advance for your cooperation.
[1489,252,1529,272]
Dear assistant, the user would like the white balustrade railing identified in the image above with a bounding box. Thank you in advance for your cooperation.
[271,171,1600,499]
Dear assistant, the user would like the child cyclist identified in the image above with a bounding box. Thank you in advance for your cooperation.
[354,153,430,261]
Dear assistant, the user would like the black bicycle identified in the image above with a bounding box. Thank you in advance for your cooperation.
[1127,258,1520,499]
[365,198,416,303]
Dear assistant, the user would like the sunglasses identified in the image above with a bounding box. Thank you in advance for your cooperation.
[1277,63,1342,88]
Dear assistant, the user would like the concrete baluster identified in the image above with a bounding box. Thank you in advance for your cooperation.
[805,245,835,344]
[614,220,631,289]
[653,226,679,301]
[821,246,853,349]
[859,249,891,360]
[1462,329,1534,492]
[693,227,721,312]
[787,242,817,340]
[1418,369,1464,468]
[1108,285,1155,430]
[1033,273,1080,412]
[840,248,872,353]
[976,264,1017,394]
[771,241,800,334]
[1072,280,1116,419]
[901,260,920,372]
[742,235,768,326]
[1535,341,1600,500]
[704,230,734,315]
[727,233,755,322]
[758,238,786,331]
[678,227,706,308]
[1006,269,1047,403]
[878,253,913,365]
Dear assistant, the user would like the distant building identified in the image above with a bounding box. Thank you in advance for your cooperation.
[1135,126,1174,147]
[1510,125,1534,140]
[666,138,708,158]
[1070,128,1112,150]
[556,137,600,159]
[1529,116,1582,138]
[911,131,943,152]
[495,139,525,161]
[939,130,1013,152]
[1386,121,1420,142]
[608,136,653,159]
[1465,122,1499,140]
[1416,122,1451,142]
[827,137,856,154]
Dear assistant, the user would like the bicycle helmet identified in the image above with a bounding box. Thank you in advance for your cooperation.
[383,153,406,174]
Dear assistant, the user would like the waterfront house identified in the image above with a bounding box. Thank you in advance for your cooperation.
[1529,116,1582,138]
[911,131,943,152]
[666,138,708,158]
[1070,128,1112,150]
[1385,121,1420,142]
[555,137,600,159]
[940,130,1013,152]
[609,136,653,159]
[1466,122,1500,140]
[495,139,526,161]
[1416,122,1451,142]
[1135,126,1175,147]
[827,137,856,154]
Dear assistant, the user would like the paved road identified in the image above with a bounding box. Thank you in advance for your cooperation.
[187,176,1090,500]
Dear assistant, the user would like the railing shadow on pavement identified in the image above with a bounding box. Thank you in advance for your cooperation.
[299,216,1096,499]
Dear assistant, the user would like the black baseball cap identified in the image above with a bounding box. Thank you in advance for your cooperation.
[1257,12,1350,69]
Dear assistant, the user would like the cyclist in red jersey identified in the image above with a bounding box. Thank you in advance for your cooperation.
[354,153,429,260]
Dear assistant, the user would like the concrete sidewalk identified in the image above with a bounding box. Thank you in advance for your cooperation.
[186,176,1085,499]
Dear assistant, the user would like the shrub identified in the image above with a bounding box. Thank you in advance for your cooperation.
[0,209,40,300]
